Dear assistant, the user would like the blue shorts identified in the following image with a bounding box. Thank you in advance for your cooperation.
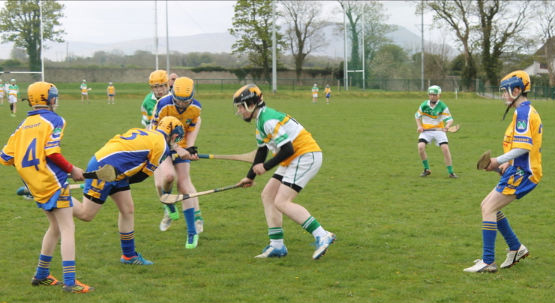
[171,150,191,165]
[495,166,538,199]
[326,93,331,98]
[36,184,72,211]
[83,156,130,204]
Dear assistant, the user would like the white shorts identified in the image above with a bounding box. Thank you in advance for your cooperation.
[419,130,448,146]
[312,93,318,98]
[274,151,322,191]
[0,92,4,98]
[81,92,88,96]
[8,95,17,104]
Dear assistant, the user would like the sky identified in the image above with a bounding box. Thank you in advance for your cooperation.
[0,1,451,59]
[58,0,434,43]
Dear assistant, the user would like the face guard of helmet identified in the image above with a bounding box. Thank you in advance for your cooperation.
[427,85,441,105]
[233,84,264,122]
[27,82,58,109]
[149,70,169,98]
[171,77,194,109]
[499,70,530,101]
[156,116,185,145]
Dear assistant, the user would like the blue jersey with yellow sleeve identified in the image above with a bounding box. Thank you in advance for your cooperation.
[151,95,201,148]
[503,101,542,183]
[0,109,68,203]
[94,128,170,180]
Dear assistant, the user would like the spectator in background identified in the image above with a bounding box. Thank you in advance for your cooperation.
[311,83,319,103]
[80,80,89,103]
[107,82,116,104]
[8,79,19,117]
[169,73,178,91]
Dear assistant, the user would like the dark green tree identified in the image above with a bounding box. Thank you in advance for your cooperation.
[339,1,392,88]
[229,0,285,83]
[0,0,65,72]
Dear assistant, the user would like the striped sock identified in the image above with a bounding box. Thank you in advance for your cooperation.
[62,260,76,286]
[34,254,52,280]
[184,208,196,235]
[120,231,136,258]
[301,216,321,234]
[482,221,497,264]
[268,227,284,240]
[194,210,203,222]
[496,211,521,251]
[268,227,284,248]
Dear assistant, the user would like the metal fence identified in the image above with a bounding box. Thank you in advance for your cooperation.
[478,84,555,100]
[193,78,470,93]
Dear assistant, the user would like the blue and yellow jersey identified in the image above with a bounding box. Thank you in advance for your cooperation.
[255,106,321,166]
[151,95,201,148]
[503,101,542,183]
[0,110,68,203]
[94,128,170,180]
[415,100,452,129]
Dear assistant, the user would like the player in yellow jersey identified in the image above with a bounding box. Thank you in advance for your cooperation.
[324,84,331,104]
[464,71,542,273]
[233,84,335,260]
[151,77,203,248]
[71,117,186,265]
[106,82,116,104]
[141,70,170,129]
[0,82,94,293]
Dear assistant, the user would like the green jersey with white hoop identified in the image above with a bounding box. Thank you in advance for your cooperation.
[414,100,452,129]
[255,106,321,166]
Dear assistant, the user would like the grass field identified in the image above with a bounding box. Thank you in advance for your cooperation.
[1,85,554,302]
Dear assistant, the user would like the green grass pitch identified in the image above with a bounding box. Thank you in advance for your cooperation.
[1,85,554,302]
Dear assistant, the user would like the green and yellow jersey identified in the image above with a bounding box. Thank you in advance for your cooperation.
[414,100,452,129]
[255,106,321,166]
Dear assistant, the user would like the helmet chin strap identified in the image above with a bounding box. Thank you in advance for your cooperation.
[502,91,522,120]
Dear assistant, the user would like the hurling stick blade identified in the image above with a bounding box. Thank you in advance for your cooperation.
[83,164,117,182]
[476,150,492,170]
[159,184,242,205]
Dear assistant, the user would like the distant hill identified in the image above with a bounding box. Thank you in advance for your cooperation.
[0,25,454,61]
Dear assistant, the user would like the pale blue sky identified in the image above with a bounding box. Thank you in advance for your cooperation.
[57,1,436,43]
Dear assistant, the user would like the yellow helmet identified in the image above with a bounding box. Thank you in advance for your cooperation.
[149,70,168,86]
[171,77,194,109]
[27,82,58,107]
[500,70,531,98]
[155,116,185,142]
[172,77,194,99]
